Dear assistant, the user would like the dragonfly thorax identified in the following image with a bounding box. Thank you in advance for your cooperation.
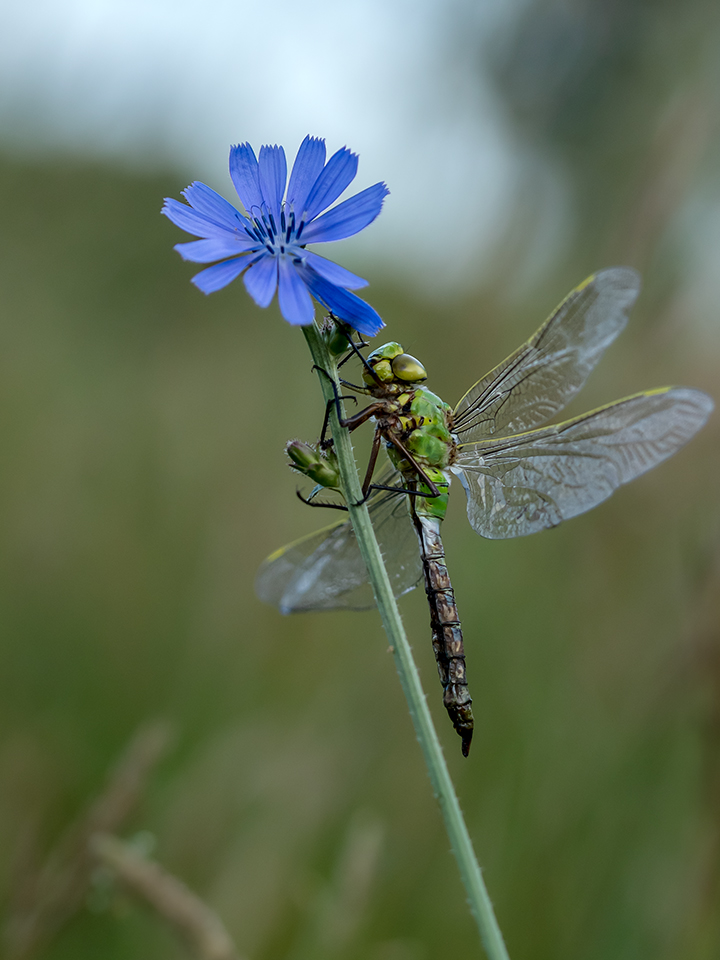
[395,387,455,468]
[360,342,456,473]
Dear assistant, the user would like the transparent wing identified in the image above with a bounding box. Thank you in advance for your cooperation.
[453,267,641,442]
[452,387,713,539]
[255,467,421,613]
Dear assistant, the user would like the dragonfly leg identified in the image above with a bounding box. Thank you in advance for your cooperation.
[295,489,349,512]
[354,482,439,504]
[338,351,368,371]
[351,428,443,506]
[382,431,442,499]
[341,342,380,383]
[338,378,368,391]
[360,427,383,498]
[319,394,358,448]
[340,402,387,431]
[313,366,384,447]
[337,337,370,369]
[329,316,379,381]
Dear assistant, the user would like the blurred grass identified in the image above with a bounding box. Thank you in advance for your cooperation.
[0,147,718,960]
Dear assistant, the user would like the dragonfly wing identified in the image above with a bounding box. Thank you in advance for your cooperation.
[255,468,422,613]
[452,387,713,539]
[453,267,641,442]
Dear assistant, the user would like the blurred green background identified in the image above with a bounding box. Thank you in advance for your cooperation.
[1,2,720,959]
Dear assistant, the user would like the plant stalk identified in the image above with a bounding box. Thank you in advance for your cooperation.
[303,323,510,960]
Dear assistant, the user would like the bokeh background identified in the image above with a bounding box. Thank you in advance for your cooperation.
[1,2,720,959]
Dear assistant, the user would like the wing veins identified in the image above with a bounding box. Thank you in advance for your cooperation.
[453,387,712,540]
[256,461,422,612]
[452,268,641,443]
[453,345,534,431]
[454,349,554,435]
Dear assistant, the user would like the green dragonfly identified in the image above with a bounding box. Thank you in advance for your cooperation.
[256,268,713,756]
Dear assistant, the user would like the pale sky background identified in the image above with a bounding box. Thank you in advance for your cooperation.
[0,0,544,293]
[0,0,718,315]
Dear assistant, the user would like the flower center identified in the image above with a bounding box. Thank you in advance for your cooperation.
[244,203,305,259]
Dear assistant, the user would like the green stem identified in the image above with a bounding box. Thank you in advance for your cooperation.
[303,324,510,960]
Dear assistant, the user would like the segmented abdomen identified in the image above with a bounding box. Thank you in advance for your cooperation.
[411,513,474,756]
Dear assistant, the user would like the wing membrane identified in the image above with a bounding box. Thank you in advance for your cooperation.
[255,467,421,613]
[452,387,713,539]
[453,267,641,442]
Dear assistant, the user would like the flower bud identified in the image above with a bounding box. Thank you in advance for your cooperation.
[286,441,340,488]
[286,440,318,471]
[325,324,352,357]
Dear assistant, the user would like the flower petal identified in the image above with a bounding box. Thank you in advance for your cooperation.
[162,198,235,238]
[302,251,368,289]
[174,237,258,263]
[244,254,278,308]
[229,143,263,212]
[302,147,358,224]
[278,258,315,325]
[287,136,326,217]
[191,257,249,294]
[300,265,384,336]
[181,181,250,232]
[301,182,389,244]
[258,144,287,222]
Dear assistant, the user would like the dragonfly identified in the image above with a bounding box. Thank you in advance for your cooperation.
[256,267,713,756]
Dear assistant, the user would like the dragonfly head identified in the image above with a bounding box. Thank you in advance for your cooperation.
[364,342,427,386]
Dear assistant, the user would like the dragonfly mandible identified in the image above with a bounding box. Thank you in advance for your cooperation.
[256,267,713,756]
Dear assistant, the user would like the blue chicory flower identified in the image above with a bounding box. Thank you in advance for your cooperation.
[162,136,388,336]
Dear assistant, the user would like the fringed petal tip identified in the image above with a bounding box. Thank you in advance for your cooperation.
[287,136,327,216]
[258,144,288,221]
[229,142,263,212]
[299,263,384,337]
[162,197,239,239]
[343,305,385,338]
[303,147,359,223]
[180,181,249,231]
[301,181,390,244]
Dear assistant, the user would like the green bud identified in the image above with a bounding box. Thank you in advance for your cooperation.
[286,440,341,488]
[308,460,341,487]
[286,440,318,471]
[326,324,352,357]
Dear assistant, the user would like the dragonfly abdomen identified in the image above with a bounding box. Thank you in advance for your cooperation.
[412,513,474,756]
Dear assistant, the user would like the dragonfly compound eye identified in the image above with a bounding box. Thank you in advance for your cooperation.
[391,353,427,383]
[364,342,405,385]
